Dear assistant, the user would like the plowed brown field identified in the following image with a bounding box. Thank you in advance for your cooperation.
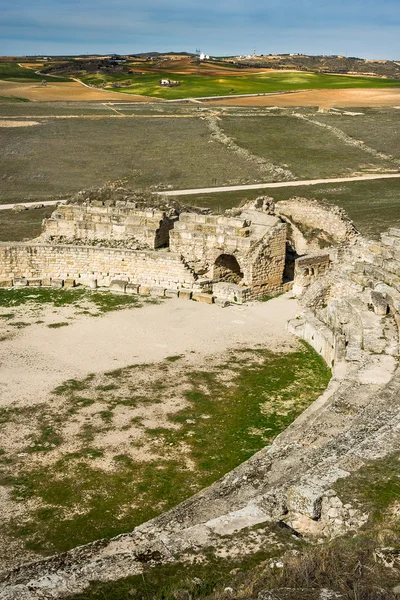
[0,80,156,102]
[209,87,400,108]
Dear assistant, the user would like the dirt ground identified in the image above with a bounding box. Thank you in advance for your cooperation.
[0,80,155,102]
[210,88,400,108]
[1,295,298,408]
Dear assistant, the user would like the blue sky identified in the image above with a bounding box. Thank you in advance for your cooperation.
[1,0,399,59]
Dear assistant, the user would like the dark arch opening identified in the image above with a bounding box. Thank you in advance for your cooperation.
[214,254,243,284]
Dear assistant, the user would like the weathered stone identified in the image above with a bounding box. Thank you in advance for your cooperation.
[125,283,139,294]
[0,279,13,288]
[287,485,323,520]
[109,280,127,293]
[27,279,42,287]
[149,286,165,297]
[14,277,28,287]
[165,289,179,298]
[63,278,76,289]
[51,278,64,289]
[178,290,192,300]
[138,285,150,295]
[192,293,214,305]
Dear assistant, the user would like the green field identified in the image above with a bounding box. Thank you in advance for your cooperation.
[0,62,71,83]
[220,114,396,179]
[79,70,400,99]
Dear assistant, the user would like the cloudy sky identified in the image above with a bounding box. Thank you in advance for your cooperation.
[1,0,399,59]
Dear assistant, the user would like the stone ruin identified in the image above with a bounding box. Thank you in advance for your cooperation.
[2,194,400,598]
[0,193,357,305]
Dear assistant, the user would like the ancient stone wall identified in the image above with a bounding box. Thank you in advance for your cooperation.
[274,197,358,254]
[0,243,196,289]
[170,211,287,292]
[41,203,175,249]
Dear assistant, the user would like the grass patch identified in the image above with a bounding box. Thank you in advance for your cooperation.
[0,287,149,314]
[0,95,30,103]
[2,343,330,557]
[220,114,393,179]
[0,61,70,83]
[47,321,69,329]
[0,206,54,242]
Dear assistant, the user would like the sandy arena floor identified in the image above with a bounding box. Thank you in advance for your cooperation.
[0,295,299,408]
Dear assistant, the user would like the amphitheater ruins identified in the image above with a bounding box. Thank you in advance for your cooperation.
[1,192,400,598]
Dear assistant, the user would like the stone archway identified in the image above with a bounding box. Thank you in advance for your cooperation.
[214,254,243,283]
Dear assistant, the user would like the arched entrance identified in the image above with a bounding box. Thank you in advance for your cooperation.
[214,254,243,283]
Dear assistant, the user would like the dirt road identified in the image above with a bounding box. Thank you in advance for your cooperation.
[161,173,400,197]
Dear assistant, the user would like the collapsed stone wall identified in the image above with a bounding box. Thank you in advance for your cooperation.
[2,228,400,599]
[41,203,176,250]
[273,197,358,255]
[0,243,196,290]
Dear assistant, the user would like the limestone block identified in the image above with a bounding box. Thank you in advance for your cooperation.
[381,234,399,248]
[125,283,139,295]
[64,279,76,289]
[110,280,127,293]
[178,290,192,300]
[41,278,52,287]
[370,291,388,316]
[287,484,323,520]
[14,277,28,287]
[165,289,179,298]
[150,286,165,297]
[27,279,42,287]
[138,285,151,295]
[51,278,64,289]
[192,292,214,304]
[0,279,13,288]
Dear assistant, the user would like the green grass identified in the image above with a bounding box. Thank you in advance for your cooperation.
[0,206,55,242]
[220,115,394,179]
[78,71,400,100]
[312,108,400,158]
[0,115,263,203]
[0,61,71,83]
[1,343,330,556]
[0,287,156,313]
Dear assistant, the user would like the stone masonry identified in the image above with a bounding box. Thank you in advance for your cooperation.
[0,244,196,290]
[170,209,287,297]
[41,202,176,249]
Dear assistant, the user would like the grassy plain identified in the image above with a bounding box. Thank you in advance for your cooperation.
[78,70,400,100]
[0,61,70,83]
[220,114,396,179]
